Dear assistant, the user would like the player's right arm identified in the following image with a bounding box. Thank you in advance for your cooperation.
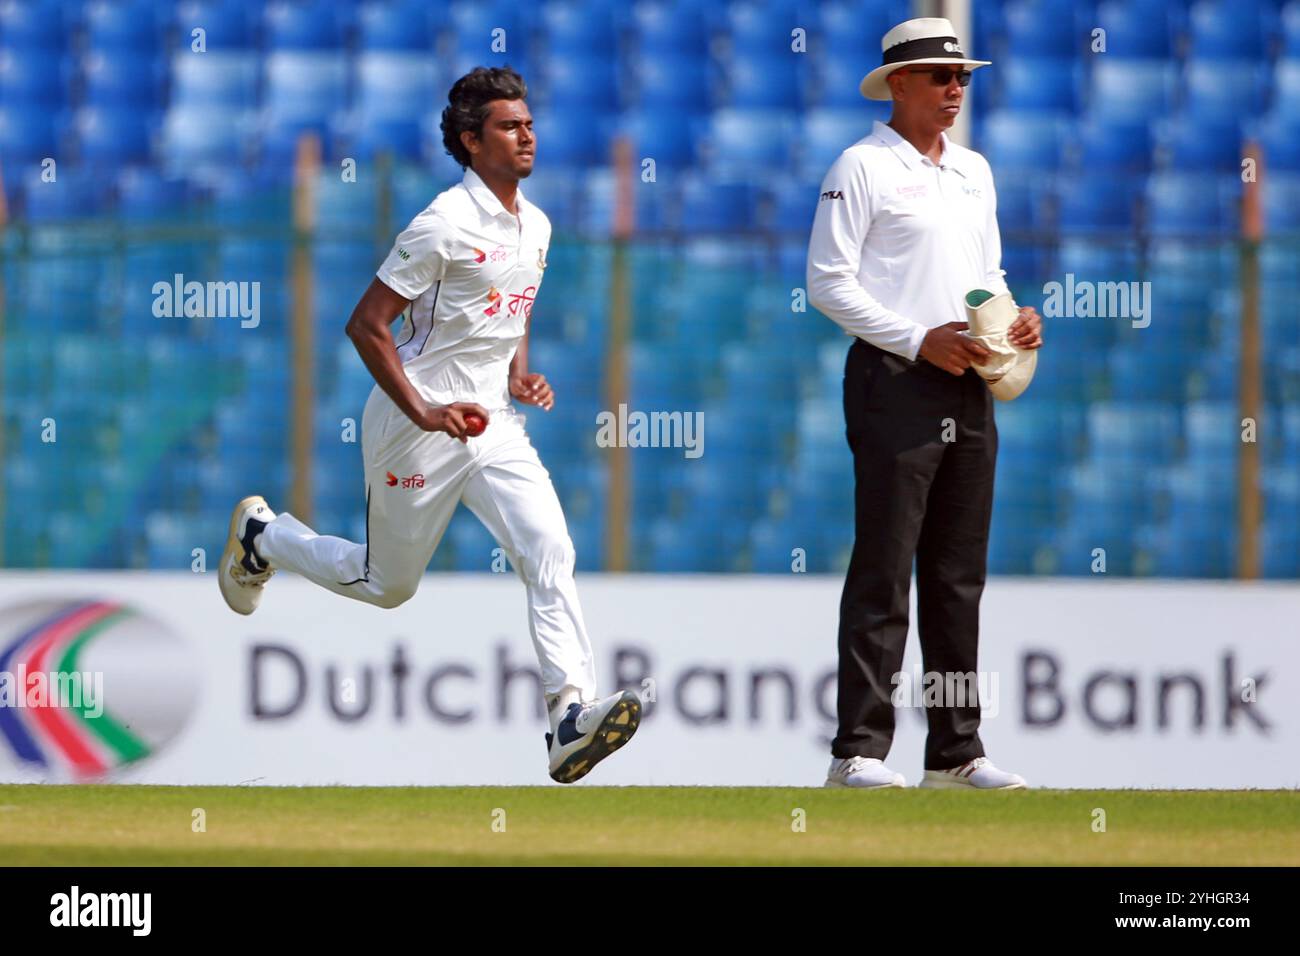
[344,280,486,442]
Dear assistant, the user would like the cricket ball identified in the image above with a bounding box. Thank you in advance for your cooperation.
[463,412,486,437]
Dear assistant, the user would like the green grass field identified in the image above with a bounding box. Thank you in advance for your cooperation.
[1,786,1296,866]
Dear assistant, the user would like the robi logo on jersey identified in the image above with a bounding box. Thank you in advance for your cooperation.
[386,472,425,490]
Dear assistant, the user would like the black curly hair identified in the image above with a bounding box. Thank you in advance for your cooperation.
[440,66,529,170]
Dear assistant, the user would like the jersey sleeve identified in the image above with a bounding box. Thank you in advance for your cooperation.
[980,156,1011,297]
[806,150,930,361]
[376,210,451,301]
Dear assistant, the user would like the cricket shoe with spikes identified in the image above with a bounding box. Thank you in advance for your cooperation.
[218,495,276,616]
[545,691,642,783]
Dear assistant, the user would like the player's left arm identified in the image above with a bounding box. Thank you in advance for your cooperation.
[982,161,1042,349]
[509,313,555,411]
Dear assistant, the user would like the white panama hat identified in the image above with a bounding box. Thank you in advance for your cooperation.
[859,17,991,101]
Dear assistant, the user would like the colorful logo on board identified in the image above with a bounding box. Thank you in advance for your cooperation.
[0,600,198,780]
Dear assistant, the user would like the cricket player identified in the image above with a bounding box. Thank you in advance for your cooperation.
[807,19,1043,789]
[218,67,640,784]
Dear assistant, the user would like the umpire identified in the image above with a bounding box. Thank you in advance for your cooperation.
[807,18,1042,789]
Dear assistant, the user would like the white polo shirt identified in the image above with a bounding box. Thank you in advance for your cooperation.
[375,167,551,412]
[806,119,1009,362]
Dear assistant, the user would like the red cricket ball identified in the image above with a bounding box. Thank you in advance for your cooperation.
[463,412,486,437]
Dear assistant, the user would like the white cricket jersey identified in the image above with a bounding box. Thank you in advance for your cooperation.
[806,119,1009,362]
[375,166,551,412]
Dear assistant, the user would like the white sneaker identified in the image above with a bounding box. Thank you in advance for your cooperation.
[824,756,906,789]
[920,756,1027,790]
[218,495,276,616]
[545,691,641,783]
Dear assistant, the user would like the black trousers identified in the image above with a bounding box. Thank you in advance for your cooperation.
[833,338,997,769]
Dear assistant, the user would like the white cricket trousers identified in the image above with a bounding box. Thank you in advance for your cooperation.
[258,388,597,698]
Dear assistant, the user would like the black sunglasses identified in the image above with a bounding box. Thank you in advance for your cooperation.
[903,67,973,87]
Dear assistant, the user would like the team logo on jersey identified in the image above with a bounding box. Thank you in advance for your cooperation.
[396,247,411,261]
[484,285,503,317]
[386,471,425,489]
[472,247,487,264]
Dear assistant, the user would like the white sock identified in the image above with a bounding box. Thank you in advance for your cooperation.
[545,686,582,735]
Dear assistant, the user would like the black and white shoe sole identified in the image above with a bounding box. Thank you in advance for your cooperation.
[549,692,642,784]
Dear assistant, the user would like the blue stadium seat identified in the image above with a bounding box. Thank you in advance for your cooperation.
[1153,118,1243,172]
[263,51,348,125]
[1106,346,1191,402]
[1277,58,1300,104]
[264,0,347,48]
[631,55,714,113]
[1145,173,1240,236]
[812,54,880,109]
[1065,115,1152,173]
[83,50,165,107]
[1264,174,1300,232]
[173,0,256,49]
[538,56,622,112]
[766,175,819,235]
[84,0,162,51]
[726,54,802,110]
[723,0,800,58]
[817,0,899,59]
[538,0,620,56]
[677,175,757,233]
[1002,0,1087,58]
[1057,236,1140,281]
[704,109,796,176]
[1094,0,1176,57]
[1188,0,1270,60]
[355,52,438,121]
[979,110,1067,172]
[1086,402,1181,464]
[0,48,67,107]
[170,51,259,109]
[1089,60,1177,122]
[1255,112,1300,172]
[1285,2,1300,59]
[159,106,252,172]
[0,104,61,164]
[631,1,713,59]
[997,57,1083,113]
[1055,173,1140,233]
[531,110,611,167]
[115,168,189,219]
[356,0,437,50]
[447,2,525,58]
[75,106,156,167]
[0,0,69,51]
[798,108,869,178]
[1183,61,1271,125]
[996,401,1086,465]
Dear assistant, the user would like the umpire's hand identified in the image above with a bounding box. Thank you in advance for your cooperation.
[919,322,993,376]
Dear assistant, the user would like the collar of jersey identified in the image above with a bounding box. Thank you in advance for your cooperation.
[462,166,529,220]
[870,120,968,177]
